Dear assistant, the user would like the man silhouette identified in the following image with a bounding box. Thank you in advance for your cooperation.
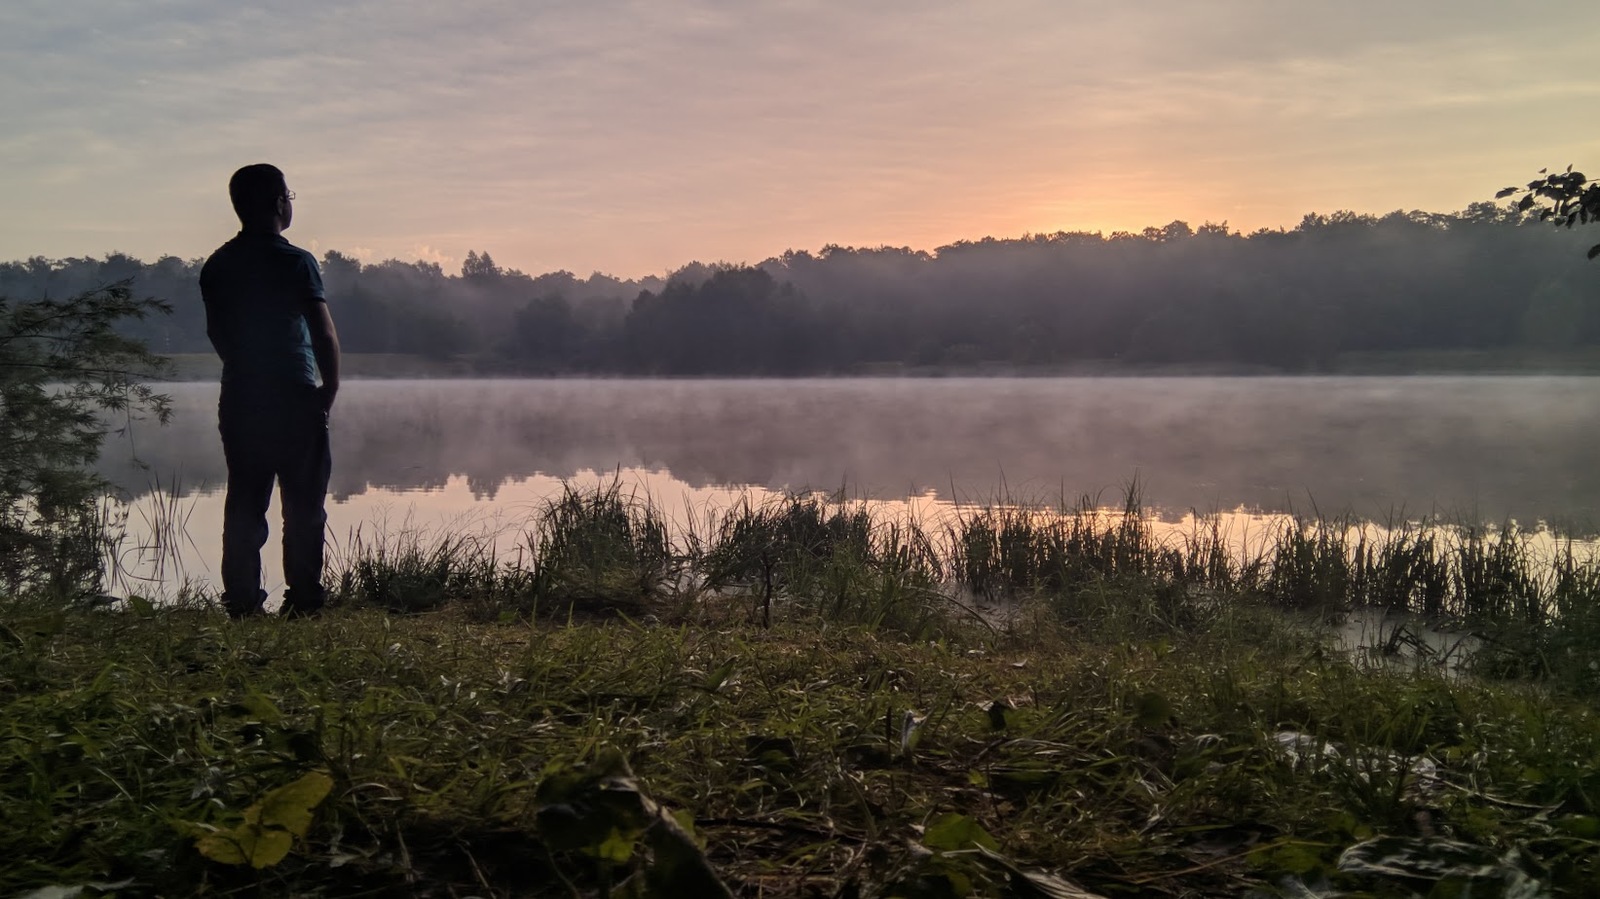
[200,164,342,619]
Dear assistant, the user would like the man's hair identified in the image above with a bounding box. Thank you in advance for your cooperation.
[228,163,288,221]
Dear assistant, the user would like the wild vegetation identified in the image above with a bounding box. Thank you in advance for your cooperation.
[4,201,1597,376]
[5,483,1600,897]
[6,179,1599,895]
[0,284,170,596]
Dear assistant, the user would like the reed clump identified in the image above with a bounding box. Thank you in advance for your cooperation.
[524,480,674,617]
[261,481,1600,693]
[331,525,514,614]
[700,494,946,635]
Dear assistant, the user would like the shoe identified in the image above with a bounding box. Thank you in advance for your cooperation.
[223,589,268,620]
[280,587,326,620]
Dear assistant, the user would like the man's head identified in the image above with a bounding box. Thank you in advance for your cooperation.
[228,163,293,231]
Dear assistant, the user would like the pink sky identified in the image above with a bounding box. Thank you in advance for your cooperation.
[3,0,1597,278]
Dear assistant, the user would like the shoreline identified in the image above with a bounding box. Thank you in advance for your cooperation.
[158,348,1600,381]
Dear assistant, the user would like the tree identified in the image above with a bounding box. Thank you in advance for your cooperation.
[0,283,171,597]
[461,250,502,281]
[508,294,580,372]
[1495,166,1600,260]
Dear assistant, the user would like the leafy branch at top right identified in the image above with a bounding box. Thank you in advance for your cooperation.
[1496,166,1600,261]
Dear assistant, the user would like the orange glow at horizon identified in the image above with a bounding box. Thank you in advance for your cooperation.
[1,2,1597,277]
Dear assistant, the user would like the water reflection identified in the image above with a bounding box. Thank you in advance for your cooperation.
[100,377,1600,530]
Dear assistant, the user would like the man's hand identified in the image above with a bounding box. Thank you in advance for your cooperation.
[317,382,339,412]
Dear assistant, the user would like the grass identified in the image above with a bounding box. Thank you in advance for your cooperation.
[6,483,1600,896]
[3,600,1598,897]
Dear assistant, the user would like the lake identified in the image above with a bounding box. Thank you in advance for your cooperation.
[97,377,1600,594]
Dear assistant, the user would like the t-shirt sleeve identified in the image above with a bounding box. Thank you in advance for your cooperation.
[301,252,327,303]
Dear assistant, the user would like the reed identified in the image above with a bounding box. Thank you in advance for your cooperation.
[59,479,1600,692]
[700,493,947,635]
[330,523,511,614]
[523,479,675,617]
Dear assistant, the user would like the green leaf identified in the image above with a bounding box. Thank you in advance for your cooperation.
[1587,243,1599,261]
[536,750,652,858]
[1260,842,1326,876]
[645,807,733,898]
[198,825,292,869]
[534,749,734,896]
[241,691,284,725]
[193,772,333,868]
[1555,815,1600,838]
[594,827,636,864]
[924,813,1000,852]
[1134,691,1174,728]
[703,660,736,692]
[257,771,334,838]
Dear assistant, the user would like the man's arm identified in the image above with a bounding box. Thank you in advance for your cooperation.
[306,300,341,410]
[199,266,231,365]
[204,306,231,365]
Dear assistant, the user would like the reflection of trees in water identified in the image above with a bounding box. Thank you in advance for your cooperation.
[97,378,1600,528]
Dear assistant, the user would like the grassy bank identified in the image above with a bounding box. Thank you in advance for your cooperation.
[6,487,1600,896]
[5,603,1598,897]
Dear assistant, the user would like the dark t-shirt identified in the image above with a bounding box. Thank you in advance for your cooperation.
[200,232,326,391]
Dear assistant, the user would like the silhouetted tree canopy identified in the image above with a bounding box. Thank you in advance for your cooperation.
[2,202,1594,375]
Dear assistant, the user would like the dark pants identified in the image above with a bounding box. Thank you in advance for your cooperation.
[218,386,332,616]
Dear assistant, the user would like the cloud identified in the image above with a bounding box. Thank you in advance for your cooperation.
[409,244,458,270]
[3,0,1598,274]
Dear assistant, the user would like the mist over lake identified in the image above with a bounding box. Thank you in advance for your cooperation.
[101,376,1600,531]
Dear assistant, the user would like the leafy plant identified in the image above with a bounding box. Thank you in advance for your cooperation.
[535,747,732,897]
[1496,165,1600,260]
[190,771,334,869]
[0,283,170,598]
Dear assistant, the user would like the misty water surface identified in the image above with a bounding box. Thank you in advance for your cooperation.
[99,375,1600,519]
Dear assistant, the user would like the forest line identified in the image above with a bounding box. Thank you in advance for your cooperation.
[3,205,1596,374]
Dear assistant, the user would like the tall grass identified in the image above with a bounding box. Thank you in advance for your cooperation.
[10,485,1600,895]
[700,493,948,635]
[80,479,1600,691]
[100,473,203,601]
[525,479,675,617]
[330,524,514,614]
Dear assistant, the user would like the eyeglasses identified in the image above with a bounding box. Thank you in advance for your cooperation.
[284,190,296,201]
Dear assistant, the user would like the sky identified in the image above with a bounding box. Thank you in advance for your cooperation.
[3,0,1597,279]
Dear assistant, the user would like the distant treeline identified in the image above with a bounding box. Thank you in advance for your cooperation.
[3,204,1596,373]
